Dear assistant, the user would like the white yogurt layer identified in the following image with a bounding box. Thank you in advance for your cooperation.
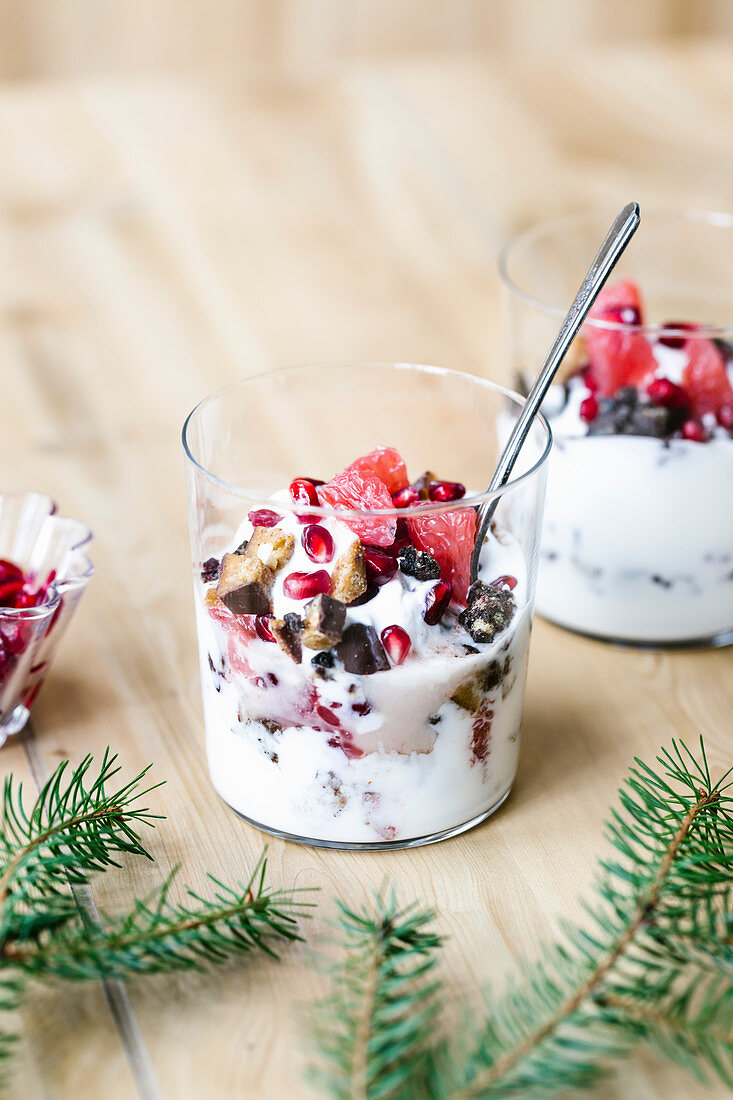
[196,501,531,844]
[538,344,733,643]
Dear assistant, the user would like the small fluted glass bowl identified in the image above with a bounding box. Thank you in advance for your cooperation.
[0,493,94,744]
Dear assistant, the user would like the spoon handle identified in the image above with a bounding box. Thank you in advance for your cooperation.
[470,201,641,585]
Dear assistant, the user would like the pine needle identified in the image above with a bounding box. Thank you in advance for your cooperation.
[306,738,733,1098]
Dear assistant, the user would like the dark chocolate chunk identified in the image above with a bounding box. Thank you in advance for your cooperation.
[271,612,303,663]
[626,404,685,439]
[458,582,516,644]
[234,539,249,555]
[398,545,441,581]
[201,557,220,583]
[302,594,347,650]
[336,622,390,675]
[216,552,274,615]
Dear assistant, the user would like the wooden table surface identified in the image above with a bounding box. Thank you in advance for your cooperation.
[1,39,732,1100]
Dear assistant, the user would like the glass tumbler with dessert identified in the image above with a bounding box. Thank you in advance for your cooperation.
[183,363,550,849]
[501,210,733,647]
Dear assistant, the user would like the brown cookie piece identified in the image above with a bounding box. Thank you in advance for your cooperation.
[302,594,347,651]
[271,613,303,663]
[329,540,367,604]
[216,552,274,614]
[246,526,295,572]
[216,526,295,615]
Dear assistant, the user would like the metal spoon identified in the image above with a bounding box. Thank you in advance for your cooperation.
[469,200,641,586]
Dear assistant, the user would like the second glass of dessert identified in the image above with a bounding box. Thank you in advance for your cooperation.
[183,363,550,849]
[501,210,733,647]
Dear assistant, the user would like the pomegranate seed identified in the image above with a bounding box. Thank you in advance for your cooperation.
[302,524,335,563]
[248,508,283,528]
[381,625,411,665]
[658,321,698,349]
[306,478,326,487]
[14,588,40,609]
[282,569,330,600]
[316,704,341,727]
[364,546,397,586]
[0,560,23,584]
[582,366,599,393]
[351,701,372,716]
[290,478,320,524]
[579,395,599,423]
[255,614,276,643]
[392,487,420,509]
[423,579,453,625]
[717,404,733,430]
[0,580,24,607]
[428,480,466,503]
[646,377,689,409]
[681,418,708,443]
[489,575,518,591]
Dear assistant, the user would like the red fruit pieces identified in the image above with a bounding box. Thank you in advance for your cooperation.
[392,487,420,509]
[428,480,466,503]
[346,447,408,494]
[423,579,453,625]
[282,570,331,600]
[682,338,733,417]
[589,279,644,327]
[302,525,335,563]
[0,560,24,585]
[407,507,476,604]
[681,418,708,443]
[646,377,689,409]
[248,508,283,528]
[317,470,396,547]
[364,546,397,586]
[584,279,655,396]
[381,625,411,665]
[290,478,320,524]
[579,395,598,423]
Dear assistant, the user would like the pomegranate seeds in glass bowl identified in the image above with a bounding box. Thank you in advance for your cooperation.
[0,493,94,744]
[183,363,550,849]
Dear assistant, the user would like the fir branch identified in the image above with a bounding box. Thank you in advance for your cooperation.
[2,856,309,980]
[0,750,162,943]
[0,751,310,1085]
[307,889,443,1100]
[306,739,733,1098]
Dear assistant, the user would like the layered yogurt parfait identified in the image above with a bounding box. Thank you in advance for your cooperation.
[501,211,733,646]
[184,364,549,848]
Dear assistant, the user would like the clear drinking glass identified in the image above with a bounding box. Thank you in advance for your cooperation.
[183,363,550,849]
[500,210,733,648]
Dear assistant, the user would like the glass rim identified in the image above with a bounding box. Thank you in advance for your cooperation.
[181,361,552,517]
[498,206,733,339]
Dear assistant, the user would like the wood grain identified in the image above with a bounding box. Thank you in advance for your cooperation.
[0,38,731,1099]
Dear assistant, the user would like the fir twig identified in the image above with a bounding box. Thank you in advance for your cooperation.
[306,739,733,1098]
[307,888,443,1100]
[0,752,310,1084]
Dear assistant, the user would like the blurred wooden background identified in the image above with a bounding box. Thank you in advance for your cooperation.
[0,0,732,79]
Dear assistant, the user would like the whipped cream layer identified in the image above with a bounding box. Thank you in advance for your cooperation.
[196,500,531,845]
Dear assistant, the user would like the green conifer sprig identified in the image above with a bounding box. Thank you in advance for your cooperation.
[306,740,733,1098]
[0,751,310,1081]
